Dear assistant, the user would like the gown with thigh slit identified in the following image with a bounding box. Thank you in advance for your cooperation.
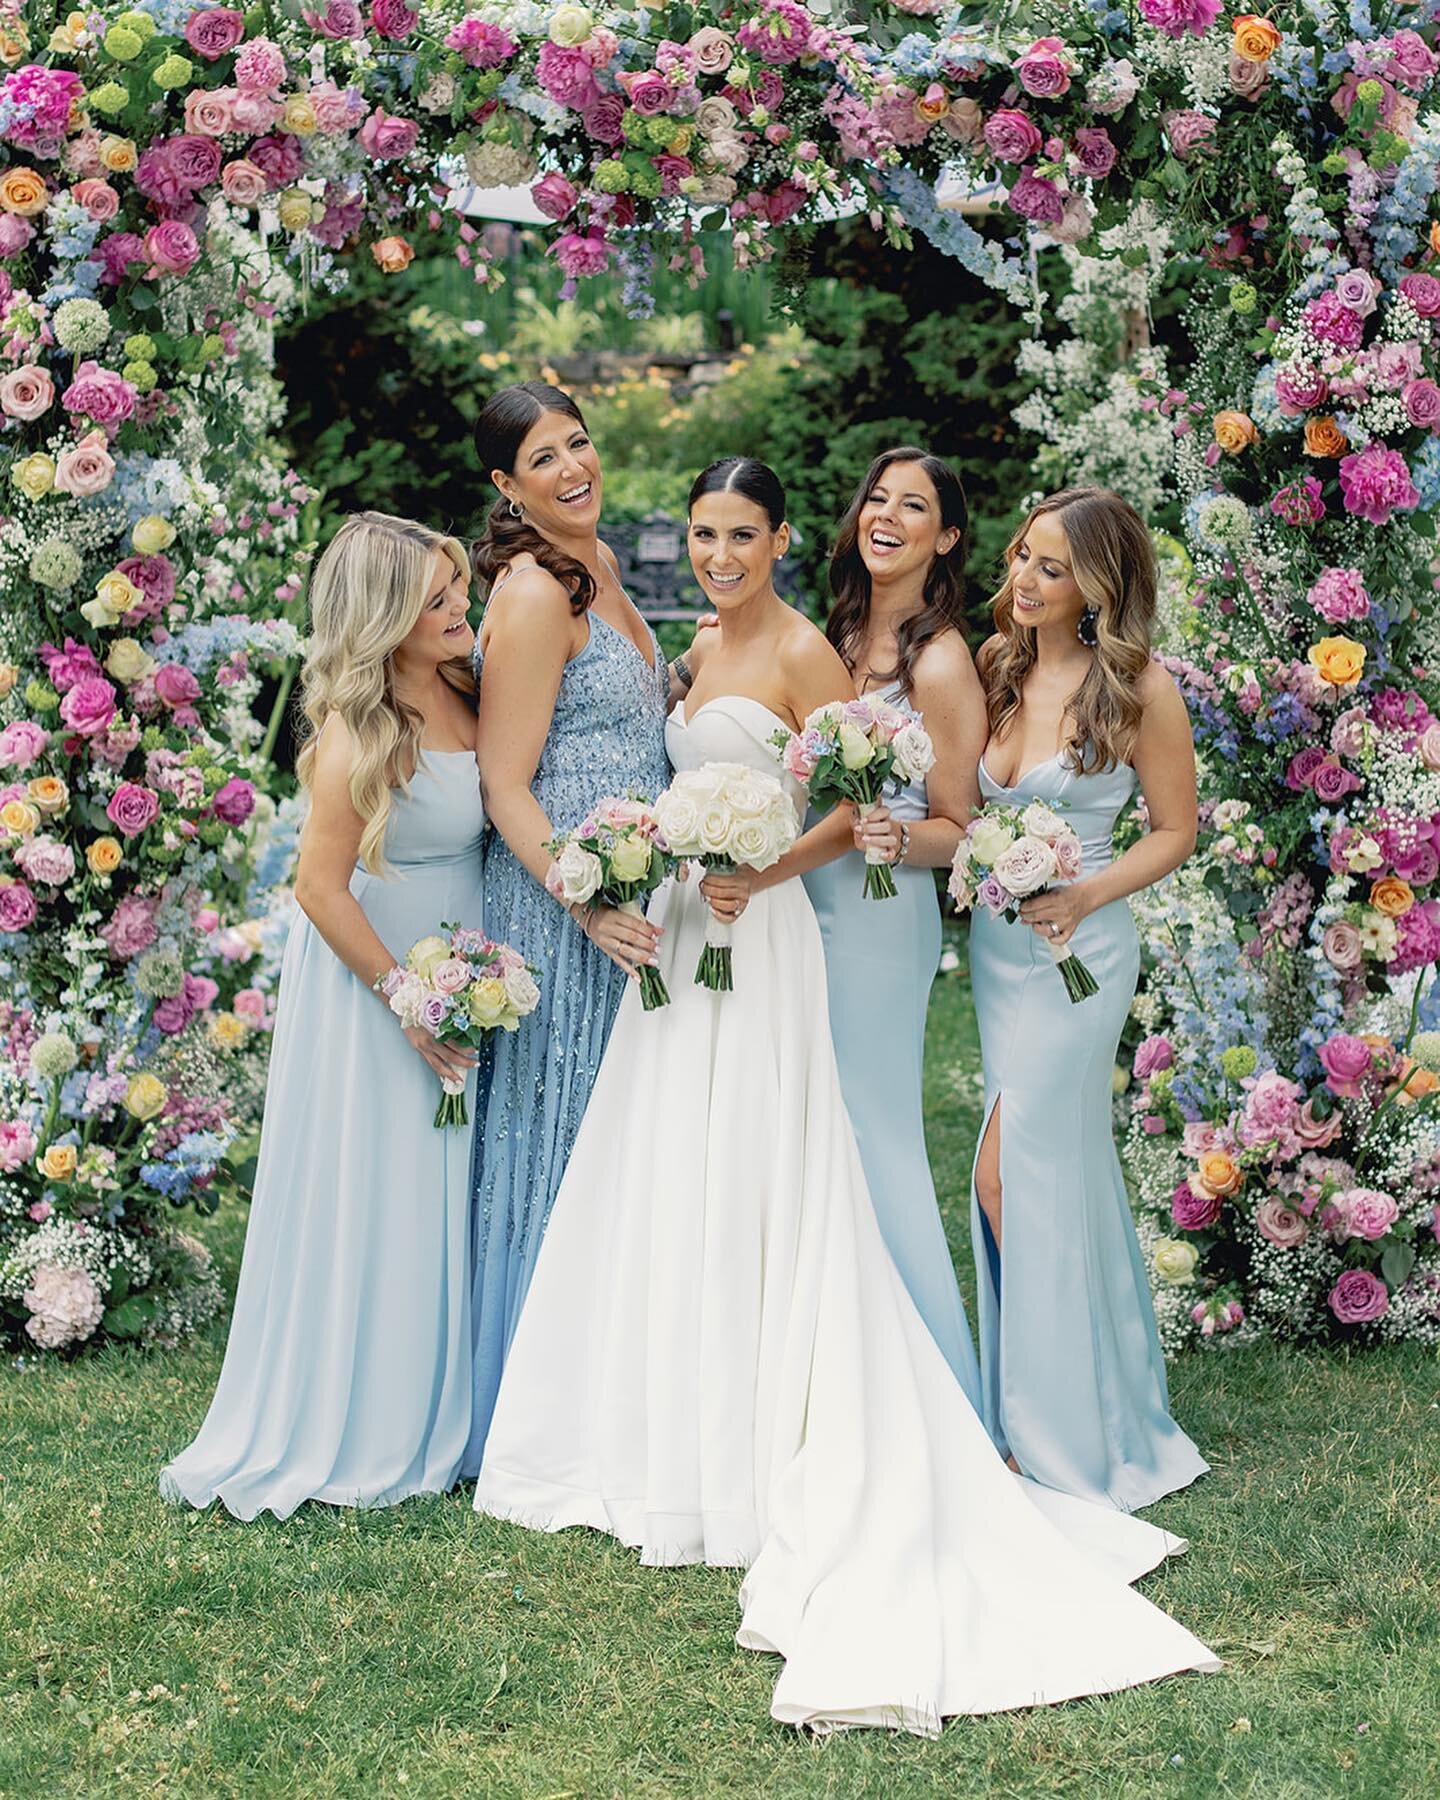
[803,681,981,1402]
[474,694,1218,1738]
[160,752,486,1521]
[968,749,1209,1512]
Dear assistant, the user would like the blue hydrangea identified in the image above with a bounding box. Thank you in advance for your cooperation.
[1412,436,1440,512]
[111,453,190,523]
[881,167,1032,311]
[140,1162,193,1201]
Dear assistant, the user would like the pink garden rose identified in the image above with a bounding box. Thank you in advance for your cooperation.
[1274,364,1328,415]
[1016,37,1072,98]
[154,663,202,710]
[166,135,223,191]
[1139,0,1223,35]
[115,555,176,618]
[1311,758,1362,803]
[1256,1197,1309,1247]
[1334,1186,1399,1241]
[1133,1034,1175,1078]
[1007,170,1064,225]
[184,87,236,136]
[0,214,35,258]
[221,159,268,207]
[1237,1070,1303,1151]
[1171,1180,1221,1230]
[212,776,256,824]
[531,173,579,221]
[1319,1033,1375,1097]
[61,362,137,431]
[145,221,201,277]
[620,70,675,117]
[983,108,1043,163]
[690,26,735,75]
[1403,378,1440,430]
[1338,444,1420,526]
[0,882,37,933]
[304,0,364,37]
[1328,1267,1389,1324]
[1295,1100,1344,1149]
[1071,126,1117,178]
[1321,920,1364,970]
[105,783,161,839]
[99,892,158,959]
[581,94,627,144]
[58,676,117,738]
[232,987,269,1025]
[370,0,418,40]
[1385,28,1440,90]
[1163,111,1218,159]
[0,364,54,421]
[550,230,610,278]
[1398,272,1440,318]
[358,107,419,161]
[0,722,48,768]
[1307,567,1370,624]
[0,1119,38,1172]
[71,178,119,222]
[184,7,245,59]
[1229,52,1269,101]
[234,37,287,93]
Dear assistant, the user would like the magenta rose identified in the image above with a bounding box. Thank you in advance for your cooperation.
[1273,364,1329,415]
[1007,170,1064,225]
[95,231,145,287]
[0,882,37,933]
[1171,1180,1221,1230]
[153,663,202,710]
[1386,28,1440,89]
[58,676,118,738]
[358,106,419,161]
[145,221,200,278]
[1319,1033,1374,1098]
[212,776,256,824]
[1305,289,1366,350]
[623,70,675,116]
[1286,747,1328,790]
[1139,0,1222,35]
[550,231,610,279]
[99,892,159,958]
[1399,272,1440,318]
[1134,1034,1175,1078]
[105,783,161,839]
[1339,443,1420,526]
[0,364,54,421]
[370,0,417,38]
[531,173,579,221]
[1071,126,1117,178]
[1403,378,1440,430]
[1016,36,1072,98]
[133,145,191,211]
[248,133,304,187]
[184,7,245,59]
[983,108,1043,164]
[1328,1267,1389,1324]
[0,722,49,768]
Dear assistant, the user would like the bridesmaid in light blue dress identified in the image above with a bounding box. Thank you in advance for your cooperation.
[802,448,988,1399]
[468,383,670,1457]
[163,514,486,1519]
[970,488,1208,1511]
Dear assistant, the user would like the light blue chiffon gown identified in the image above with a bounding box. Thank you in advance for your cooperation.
[968,750,1208,1512]
[469,609,670,1460]
[161,752,486,1520]
[803,690,981,1404]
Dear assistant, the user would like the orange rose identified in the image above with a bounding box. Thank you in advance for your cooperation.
[1232,15,1282,63]
[370,235,414,274]
[1431,219,1440,259]
[1303,415,1347,458]
[1195,1150,1243,1199]
[1370,876,1415,918]
[1213,410,1259,454]
[1395,1062,1440,1106]
[1308,636,1366,688]
[0,166,48,216]
[27,776,69,815]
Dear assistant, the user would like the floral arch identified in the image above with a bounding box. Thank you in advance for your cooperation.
[3,0,1440,1354]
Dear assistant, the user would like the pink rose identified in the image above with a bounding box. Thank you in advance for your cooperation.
[1139,0,1222,36]
[14,835,75,887]
[233,987,269,1024]
[1295,1100,1344,1149]
[1319,1033,1374,1098]
[61,362,137,431]
[1007,170,1064,225]
[0,214,35,258]
[0,882,37,933]
[1335,1186,1399,1241]
[1403,378,1440,430]
[0,364,53,421]
[983,108,1043,164]
[1256,1197,1309,1248]
[621,70,674,117]
[0,1120,38,1172]
[1286,745,1327,790]
[531,173,579,221]
[99,892,158,959]
[1134,1034,1175,1078]
[1420,724,1440,772]
[1071,126,1117,178]
[71,179,119,223]
[232,92,281,134]
[1328,1267,1389,1325]
[690,27,735,75]
[1386,28,1440,90]
[1321,921,1364,970]
[581,94,626,145]
[234,37,287,94]
[1398,272,1440,318]
[1229,51,1269,101]
[212,776,256,824]
[1334,268,1383,316]
[184,87,236,136]
[58,677,118,738]
[105,783,161,839]
[145,221,201,277]
[1311,757,1362,803]
[370,0,418,39]
[166,135,222,191]
[549,230,610,279]
[1016,36,1072,99]
[220,159,267,208]
[184,7,246,59]
[357,106,419,161]
[304,0,364,38]
[1274,364,1329,415]
[154,663,202,710]
[432,958,471,996]
[0,722,49,768]
[1163,110,1217,160]
[1171,1180,1221,1230]
[1339,443,1420,526]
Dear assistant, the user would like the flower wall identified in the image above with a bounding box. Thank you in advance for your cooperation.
[4,0,1440,1352]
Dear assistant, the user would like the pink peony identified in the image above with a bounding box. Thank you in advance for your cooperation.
[444,17,517,68]
[0,882,37,933]
[1307,567,1370,624]
[58,677,118,738]
[115,555,176,619]
[0,722,49,769]
[248,133,303,186]
[1305,290,1366,350]
[1338,443,1420,526]
[39,639,99,693]
[537,42,603,111]
[105,783,161,839]
[0,214,35,258]
[184,7,245,59]
[1237,1070,1303,1150]
[1319,1033,1375,1098]
[233,987,269,1025]
[1134,1034,1175,1078]
[95,232,145,287]
[357,107,419,161]
[61,362,137,431]
[550,230,610,278]
[983,108,1043,164]
[14,836,75,887]
[1015,37,1072,98]
[1334,1186,1399,1241]
[234,37,287,93]
[1139,0,1223,36]
[145,221,201,277]
[1328,1267,1389,1324]
[1163,111,1217,160]
[1256,1197,1309,1248]
[0,66,83,148]
[531,173,579,221]
[212,776,256,824]
[1171,1180,1221,1230]
[0,1119,38,1172]
[1071,126,1117,178]
[0,364,54,421]
[99,892,158,959]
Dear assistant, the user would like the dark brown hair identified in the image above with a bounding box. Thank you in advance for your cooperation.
[473,380,596,614]
[826,446,970,699]
[687,456,787,529]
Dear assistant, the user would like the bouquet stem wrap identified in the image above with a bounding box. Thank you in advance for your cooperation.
[434,1077,470,1130]
[857,800,899,901]
[619,898,671,1010]
[697,867,735,991]
[1041,920,1099,1005]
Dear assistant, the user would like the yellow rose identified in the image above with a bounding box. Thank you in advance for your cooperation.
[1,799,40,838]
[49,12,90,52]
[1232,15,1282,63]
[105,637,155,684]
[124,1072,168,1120]
[27,776,69,815]
[0,166,48,216]
[838,722,874,770]
[282,94,318,136]
[11,452,55,500]
[0,662,17,699]
[1213,410,1258,455]
[276,188,316,233]
[548,5,595,47]
[91,570,142,627]
[467,977,511,1029]
[1370,876,1415,919]
[968,816,1016,866]
[608,832,653,884]
[1195,1149,1243,1199]
[370,235,414,273]
[131,514,175,555]
[38,1143,78,1181]
[405,934,452,980]
[86,836,123,875]
[1308,636,1366,689]
[209,1010,248,1049]
[99,135,138,174]
[1152,1238,1199,1284]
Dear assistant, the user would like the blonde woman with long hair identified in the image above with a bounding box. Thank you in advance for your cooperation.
[162,512,486,1520]
[970,487,1208,1513]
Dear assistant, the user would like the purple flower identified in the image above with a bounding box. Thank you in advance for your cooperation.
[1134,1034,1175,1078]
[105,783,160,839]
[0,882,37,933]
[1171,1181,1221,1230]
[1071,127,1117,178]
[1310,758,1362,803]
[1270,476,1326,526]
[1329,1268,1389,1325]
[983,108,1043,164]
[420,993,449,1034]
[212,777,256,825]
[1007,170,1064,225]
[976,874,1008,914]
[1334,269,1383,316]
[100,893,159,959]
[1338,444,1420,526]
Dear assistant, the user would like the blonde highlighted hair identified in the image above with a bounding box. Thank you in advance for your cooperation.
[296,511,474,874]
[978,487,1156,775]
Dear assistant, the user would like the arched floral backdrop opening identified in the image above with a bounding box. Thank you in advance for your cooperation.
[3,0,1440,1356]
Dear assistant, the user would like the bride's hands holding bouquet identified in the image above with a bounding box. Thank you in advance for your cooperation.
[700,866,755,924]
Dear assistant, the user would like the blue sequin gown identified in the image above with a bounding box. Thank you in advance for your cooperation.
[803,684,981,1404]
[968,751,1208,1512]
[161,753,486,1520]
[469,609,670,1462]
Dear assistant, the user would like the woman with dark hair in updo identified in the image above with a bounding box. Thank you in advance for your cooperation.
[466,380,673,1459]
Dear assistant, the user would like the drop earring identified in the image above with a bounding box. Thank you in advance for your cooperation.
[1077,605,1100,647]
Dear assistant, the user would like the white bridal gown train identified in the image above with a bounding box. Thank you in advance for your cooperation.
[475,695,1218,1736]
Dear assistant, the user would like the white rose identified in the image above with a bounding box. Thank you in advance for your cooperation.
[730,817,776,869]
[405,934,452,980]
[386,971,428,1029]
[698,801,733,857]
[653,789,700,852]
[1152,1238,1199,1284]
[968,816,1017,866]
[419,73,457,113]
[805,702,845,732]
[838,723,874,770]
[550,839,603,905]
[607,831,652,884]
[891,720,935,782]
[992,837,1058,897]
[500,962,540,1014]
[704,131,750,175]
[1019,800,1065,842]
[549,4,594,47]
[724,776,772,819]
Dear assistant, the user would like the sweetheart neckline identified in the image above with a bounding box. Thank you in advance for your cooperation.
[675,694,792,733]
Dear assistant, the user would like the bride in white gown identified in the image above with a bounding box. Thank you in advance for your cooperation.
[475,459,1218,1736]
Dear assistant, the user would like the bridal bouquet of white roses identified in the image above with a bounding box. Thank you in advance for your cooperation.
[949,801,1098,1004]
[545,795,676,1010]
[379,925,540,1127]
[653,763,799,991]
[771,698,935,899]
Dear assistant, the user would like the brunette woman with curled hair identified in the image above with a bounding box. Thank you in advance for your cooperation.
[467,380,670,1457]
[970,487,1206,1511]
[803,446,988,1400]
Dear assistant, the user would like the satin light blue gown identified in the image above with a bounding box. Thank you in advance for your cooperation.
[803,691,981,1404]
[968,750,1208,1512]
[469,609,670,1461]
[161,752,486,1520]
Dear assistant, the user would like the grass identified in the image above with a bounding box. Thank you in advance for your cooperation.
[2,949,1438,1798]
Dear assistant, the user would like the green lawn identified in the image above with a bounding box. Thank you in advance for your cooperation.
[3,950,1438,1798]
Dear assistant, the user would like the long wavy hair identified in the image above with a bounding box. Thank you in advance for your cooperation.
[826,446,970,699]
[296,511,474,875]
[978,487,1155,775]
[472,380,597,615]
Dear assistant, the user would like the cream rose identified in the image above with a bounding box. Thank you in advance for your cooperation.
[548,5,594,47]
[1020,800,1066,842]
[548,839,603,905]
[105,638,155,683]
[838,722,874,770]
[467,976,511,1029]
[500,962,540,1013]
[608,831,652,884]
[694,96,738,139]
[967,815,1016,866]
[992,837,1059,897]
[405,933,452,980]
[1152,1238,1199,1284]
[132,514,175,555]
[10,452,55,500]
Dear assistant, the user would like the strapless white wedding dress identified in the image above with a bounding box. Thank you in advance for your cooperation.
[475,694,1218,1736]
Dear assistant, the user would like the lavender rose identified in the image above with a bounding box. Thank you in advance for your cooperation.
[1322,921,1364,970]
[1134,1034,1175,1078]
[184,7,245,59]
[983,108,1043,164]
[1071,126,1117,178]
[1171,1180,1222,1230]
[1328,1267,1389,1324]
[1403,378,1440,430]
[0,882,37,933]
[105,783,161,839]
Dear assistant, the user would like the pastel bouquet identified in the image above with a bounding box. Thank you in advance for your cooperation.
[652,762,799,991]
[771,698,936,899]
[545,795,676,1010]
[949,800,1098,1003]
[379,925,540,1127]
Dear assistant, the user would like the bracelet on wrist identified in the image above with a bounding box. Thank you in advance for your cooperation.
[672,654,694,690]
[896,822,911,866]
